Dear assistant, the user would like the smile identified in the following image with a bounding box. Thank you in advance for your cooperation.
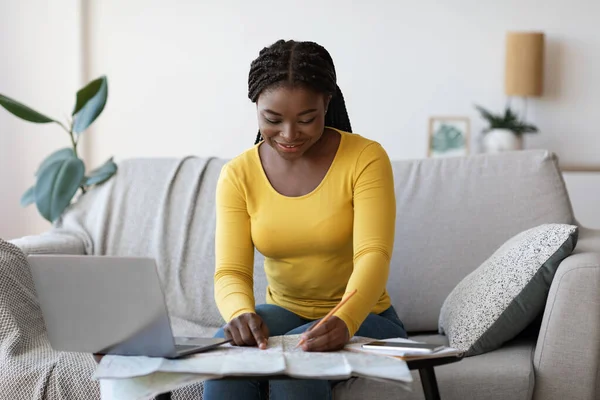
[278,143,301,148]
[275,142,304,152]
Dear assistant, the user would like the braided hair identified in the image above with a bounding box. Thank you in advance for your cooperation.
[248,40,352,145]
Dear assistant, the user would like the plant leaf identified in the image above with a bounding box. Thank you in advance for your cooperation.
[475,105,493,121]
[35,147,75,176]
[475,105,502,132]
[0,93,55,123]
[504,107,518,124]
[20,186,36,207]
[35,157,85,222]
[72,76,108,134]
[513,122,539,134]
[84,157,117,186]
[524,124,538,133]
[476,104,539,134]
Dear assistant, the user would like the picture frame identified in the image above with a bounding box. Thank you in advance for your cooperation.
[428,116,470,158]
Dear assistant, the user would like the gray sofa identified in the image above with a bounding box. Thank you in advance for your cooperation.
[6,149,600,399]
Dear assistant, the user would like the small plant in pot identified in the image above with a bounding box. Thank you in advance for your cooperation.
[475,105,538,152]
[0,76,117,223]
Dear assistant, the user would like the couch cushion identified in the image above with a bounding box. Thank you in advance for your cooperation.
[333,334,535,400]
[439,223,578,356]
[387,150,574,332]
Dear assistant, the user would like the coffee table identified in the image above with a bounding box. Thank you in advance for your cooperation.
[155,354,463,400]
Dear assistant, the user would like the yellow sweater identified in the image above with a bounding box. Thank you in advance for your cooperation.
[214,128,395,337]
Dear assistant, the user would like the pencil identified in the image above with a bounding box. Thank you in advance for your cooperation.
[296,289,358,348]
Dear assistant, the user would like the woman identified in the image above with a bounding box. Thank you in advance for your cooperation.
[204,39,407,400]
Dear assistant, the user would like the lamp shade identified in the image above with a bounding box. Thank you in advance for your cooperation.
[505,32,545,97]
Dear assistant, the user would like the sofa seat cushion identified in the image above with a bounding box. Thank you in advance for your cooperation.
[333,334,534,400]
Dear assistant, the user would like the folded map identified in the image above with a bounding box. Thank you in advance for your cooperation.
[94,335,413,400]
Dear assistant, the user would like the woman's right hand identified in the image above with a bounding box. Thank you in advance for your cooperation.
[224,313,269,349]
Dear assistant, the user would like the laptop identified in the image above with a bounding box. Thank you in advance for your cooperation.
[27,255,230,359]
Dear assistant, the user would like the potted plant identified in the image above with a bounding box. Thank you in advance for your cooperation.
[475,105,538,152]
[0,76,117,223]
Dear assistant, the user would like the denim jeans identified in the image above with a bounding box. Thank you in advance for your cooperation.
[203,304,407,400]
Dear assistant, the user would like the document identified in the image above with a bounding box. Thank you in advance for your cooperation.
[345,337,463,360]
[95,335,413,400]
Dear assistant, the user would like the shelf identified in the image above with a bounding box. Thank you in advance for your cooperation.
[560,165,600,173]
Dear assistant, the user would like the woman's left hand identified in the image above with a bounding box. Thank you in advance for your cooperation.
[300,316,350,352]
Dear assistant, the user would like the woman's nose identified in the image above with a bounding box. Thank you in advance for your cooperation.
[280,124,298,141]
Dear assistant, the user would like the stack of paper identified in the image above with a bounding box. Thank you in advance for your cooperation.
[95,335,413,400]
[345,337,463,361]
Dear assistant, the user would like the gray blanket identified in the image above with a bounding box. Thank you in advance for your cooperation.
[0,239,208,399]
[0,238,100,399]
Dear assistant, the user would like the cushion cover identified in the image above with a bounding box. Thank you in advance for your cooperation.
[439,223,578,356]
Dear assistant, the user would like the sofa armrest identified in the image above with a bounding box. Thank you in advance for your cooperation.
[533,227,600,400]
[9,229,88,256]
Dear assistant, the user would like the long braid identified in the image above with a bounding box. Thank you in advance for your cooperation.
[248,40,352,144]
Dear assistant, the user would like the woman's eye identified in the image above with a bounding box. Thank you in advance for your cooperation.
[299,118,316,124]
[265,118,281,124]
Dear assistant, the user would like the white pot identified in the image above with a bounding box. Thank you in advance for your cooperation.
[482,129,523,153]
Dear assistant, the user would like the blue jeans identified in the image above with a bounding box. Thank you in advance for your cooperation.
[203,304,407,400]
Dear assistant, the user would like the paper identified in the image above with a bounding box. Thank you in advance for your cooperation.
[164,339,285,377]
[280,336,351,379]
[95,335,412,400]
[100,372,214,400]
[94,355,165,379]
[345,337,462,360]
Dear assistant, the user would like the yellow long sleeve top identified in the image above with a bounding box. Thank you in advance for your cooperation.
[214,128,395,337]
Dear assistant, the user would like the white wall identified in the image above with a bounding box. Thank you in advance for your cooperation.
[84,0,600,228]
[0,1,82,240]
[86,0,600,167]
[2,1,599,239]
[563,173,600,228]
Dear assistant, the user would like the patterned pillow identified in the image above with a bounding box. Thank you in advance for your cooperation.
[438,223,578,356]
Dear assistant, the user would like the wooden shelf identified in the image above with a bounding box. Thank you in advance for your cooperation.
[560,165,600,172]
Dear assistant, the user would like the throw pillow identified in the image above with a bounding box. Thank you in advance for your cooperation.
[438,223,578,356]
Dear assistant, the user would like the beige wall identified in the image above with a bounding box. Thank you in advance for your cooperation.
[0,1,82,240]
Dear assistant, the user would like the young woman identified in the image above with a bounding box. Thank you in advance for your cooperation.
[205,39,407,400]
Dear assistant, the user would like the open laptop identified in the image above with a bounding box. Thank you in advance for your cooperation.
[27,255,230,359]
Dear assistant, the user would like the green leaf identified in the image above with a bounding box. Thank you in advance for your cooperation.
[503,107,518,124]
[20,186,36,207]
[35,147,75,176]
[476,104,538,134]
[84,157,117,186]
[72,76,108,134]
[475,105,500,132]
[35,157,85,222]
[0,93,55,123]
[475,105,498,123]
[513,122,539,135]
